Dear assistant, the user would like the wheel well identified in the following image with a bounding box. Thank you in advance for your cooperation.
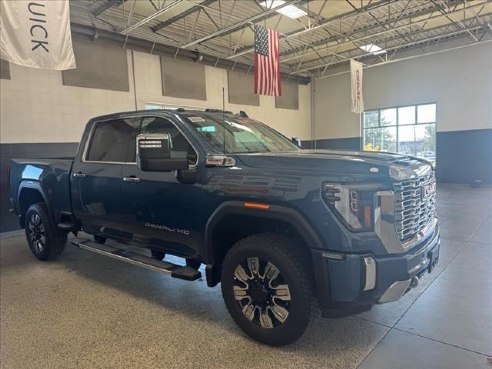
[18,188,45,227]
[209,214,314,285]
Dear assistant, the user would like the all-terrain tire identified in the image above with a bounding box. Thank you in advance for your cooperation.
[221,233,314,346]
[25,203,67,261]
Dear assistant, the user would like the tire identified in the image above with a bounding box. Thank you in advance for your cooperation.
[151,250,166,260]
[221,233,313,346]
[25,203,67,261]
[186,259,201,270]
[94,235,107,244]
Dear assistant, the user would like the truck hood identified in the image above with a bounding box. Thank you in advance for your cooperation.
[235,150,432,181]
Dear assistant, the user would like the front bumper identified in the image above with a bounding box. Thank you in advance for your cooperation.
[311,222,440,318]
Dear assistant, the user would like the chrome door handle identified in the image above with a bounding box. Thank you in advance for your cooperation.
[122,176,141,183]
[73,172,86,178]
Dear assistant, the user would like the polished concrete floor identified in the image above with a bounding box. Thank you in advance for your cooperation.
[1,184,491,369]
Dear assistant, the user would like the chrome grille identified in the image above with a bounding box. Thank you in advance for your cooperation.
[393,170,436,241]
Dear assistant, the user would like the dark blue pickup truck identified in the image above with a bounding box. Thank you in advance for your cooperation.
[9,109,440,346]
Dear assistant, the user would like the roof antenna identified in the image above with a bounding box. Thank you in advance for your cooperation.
[222,87,226,155]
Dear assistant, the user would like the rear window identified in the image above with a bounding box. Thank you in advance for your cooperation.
[86,118,141,162]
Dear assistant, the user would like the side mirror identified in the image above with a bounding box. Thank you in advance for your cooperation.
[137,134,189,172]
[291,137,302,148]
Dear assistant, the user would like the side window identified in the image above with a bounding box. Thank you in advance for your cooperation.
[140,117,198,165]
[86,118,141,162]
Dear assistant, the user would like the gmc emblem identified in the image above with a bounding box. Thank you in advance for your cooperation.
[422,182,436,200]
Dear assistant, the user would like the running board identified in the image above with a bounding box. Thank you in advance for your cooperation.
[70,238,201,281]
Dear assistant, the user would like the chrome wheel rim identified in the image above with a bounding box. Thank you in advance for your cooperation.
[233,257,291,329]
[27,213,46,253]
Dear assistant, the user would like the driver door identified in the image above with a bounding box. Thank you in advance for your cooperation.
[120,116,203,257]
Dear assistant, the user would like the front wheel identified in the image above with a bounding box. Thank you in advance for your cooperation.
[25,203,67,261]
[221,233,314,346]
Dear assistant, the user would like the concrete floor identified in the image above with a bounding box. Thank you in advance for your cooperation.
[1,184,491,369]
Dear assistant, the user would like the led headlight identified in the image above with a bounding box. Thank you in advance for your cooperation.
[322,183,376,232]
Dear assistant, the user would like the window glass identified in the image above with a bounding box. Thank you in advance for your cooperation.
[86,118,141,162]
[363,110,379,128]
[363,103,436,167]
[140,117,198,165]
[185,114,299,154]
[380,108,397,126]
[417,104,436,123]
[363,127,397,152]
[398,106,416,125]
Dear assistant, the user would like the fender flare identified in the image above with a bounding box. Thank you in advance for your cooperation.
[203,201,323,285]
[17,181,53,226]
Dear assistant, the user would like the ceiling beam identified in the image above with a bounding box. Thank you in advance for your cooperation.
[153,0,217,32]
[281,1,489,65]
[293,24,488,74]
[121,0,185,35]
[227,0,400,60]
[179,0,302,49]
[92,0,122,17]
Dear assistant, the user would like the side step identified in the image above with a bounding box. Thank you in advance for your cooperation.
[70,238,201,281]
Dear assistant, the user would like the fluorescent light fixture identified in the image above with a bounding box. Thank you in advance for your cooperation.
[360,44,387,55]
[260,0,307,19]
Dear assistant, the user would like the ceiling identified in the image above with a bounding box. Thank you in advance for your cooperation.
[70,0,492,79]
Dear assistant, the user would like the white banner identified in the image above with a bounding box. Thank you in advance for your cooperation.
[0,0,76,70]
[350,59,364,114]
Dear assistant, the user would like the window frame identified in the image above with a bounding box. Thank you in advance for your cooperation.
[83,117,142,165]
[362,102,437,155]
[82,114,200,168]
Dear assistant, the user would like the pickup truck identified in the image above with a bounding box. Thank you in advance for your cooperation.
[9,109,440,346]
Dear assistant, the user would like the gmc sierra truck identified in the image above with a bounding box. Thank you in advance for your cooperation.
[9,109,440,346]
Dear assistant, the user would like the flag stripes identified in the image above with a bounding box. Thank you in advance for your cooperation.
[254,25,281,96]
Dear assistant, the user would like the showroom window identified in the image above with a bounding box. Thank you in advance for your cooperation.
[363,103,436,165]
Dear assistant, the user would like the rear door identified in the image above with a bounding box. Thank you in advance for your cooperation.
[71,117,141,239]
[120,115,203,257]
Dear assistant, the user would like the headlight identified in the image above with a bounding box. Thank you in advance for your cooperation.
[322,183,377,232]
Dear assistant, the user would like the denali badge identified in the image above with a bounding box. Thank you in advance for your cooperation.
[422,182,436,200]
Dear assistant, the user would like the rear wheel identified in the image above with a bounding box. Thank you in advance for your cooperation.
[221,233,313,346]
[25,203,67,261]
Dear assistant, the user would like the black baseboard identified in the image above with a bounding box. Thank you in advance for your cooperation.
[436,129,492,184]
[302,129,492,185]
[0,143,78,233]
[302,137,361,150]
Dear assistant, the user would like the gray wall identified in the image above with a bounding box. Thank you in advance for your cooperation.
[313,42,492,183]
[161,56,207,100]
[62,34,130,92]
[0,59,10,79]
[228,71,259,106]
[275,81,299,110]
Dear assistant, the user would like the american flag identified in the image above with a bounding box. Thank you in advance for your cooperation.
[254,24,281,96]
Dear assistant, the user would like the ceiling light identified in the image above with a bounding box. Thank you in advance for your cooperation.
[360,44,387,55]
[260,0,307,19]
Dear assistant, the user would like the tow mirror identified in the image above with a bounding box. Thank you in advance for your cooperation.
[291,137,302,148]
[136,134,189,172]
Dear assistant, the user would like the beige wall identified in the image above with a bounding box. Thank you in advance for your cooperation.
[0,50,311,143]
[314,41,492,140]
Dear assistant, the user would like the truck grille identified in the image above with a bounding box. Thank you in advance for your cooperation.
[393,170,436,242]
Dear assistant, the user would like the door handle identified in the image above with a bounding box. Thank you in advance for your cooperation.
[73,172,86,178]
[122,176,141,183]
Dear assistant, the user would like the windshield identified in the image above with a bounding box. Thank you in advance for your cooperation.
[184,114,300,154]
